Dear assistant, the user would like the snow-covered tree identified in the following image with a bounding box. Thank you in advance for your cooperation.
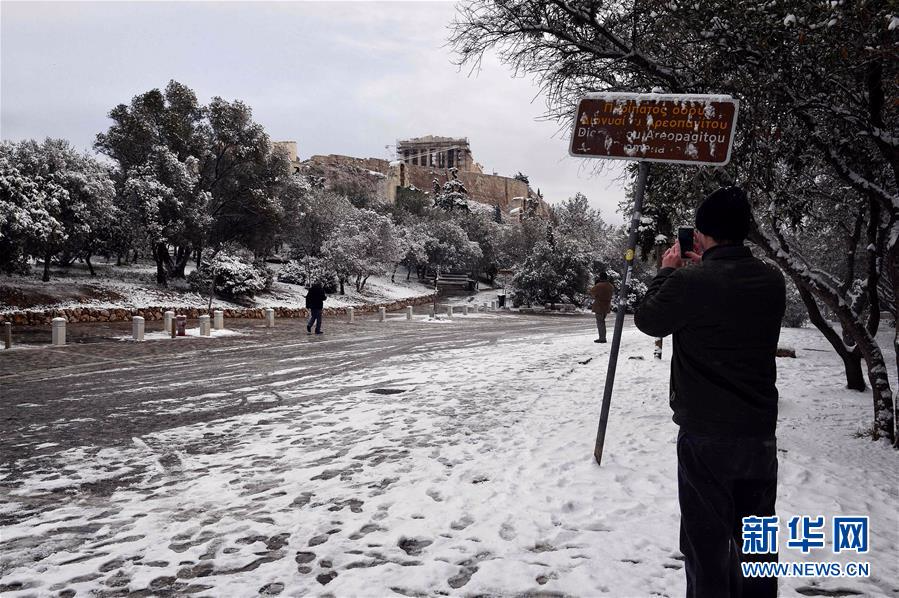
[424,219,483,275]
[433,168,471,213]
[288,189,355,259]
[0,153,65,276]
[97,80,291,276]
[0,139,118,281]
[511,237,592,307]
[396,222,433,281]
[322,209,403,293]
[123,146,210,284]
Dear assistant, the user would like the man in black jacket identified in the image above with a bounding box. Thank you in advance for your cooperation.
[306,282,326,335]
[634,187,786,598]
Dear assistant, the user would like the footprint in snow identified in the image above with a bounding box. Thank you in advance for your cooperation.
[426,488,443,502]
[499,522,517,541]
[398,537,433,556]
[450,515,474,530]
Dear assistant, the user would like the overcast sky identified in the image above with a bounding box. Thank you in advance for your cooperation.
[1,1,627,222]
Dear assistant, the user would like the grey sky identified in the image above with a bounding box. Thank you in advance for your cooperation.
[1,1,627,222]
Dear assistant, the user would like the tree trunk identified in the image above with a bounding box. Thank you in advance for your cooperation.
[887,231,899,446]
[407,265,412,281]
[195,246,203,271]
[116,252,123,267]
[154,243,168,286]
[85,252,96,277]
[42,251,52,282]
[339,278,345,295]
[796,285,866,391]
[361,275,370,291]
[170,246,191,278]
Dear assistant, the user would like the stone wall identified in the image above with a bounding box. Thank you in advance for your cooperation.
[2,294,438,327]
[304,154,550,216]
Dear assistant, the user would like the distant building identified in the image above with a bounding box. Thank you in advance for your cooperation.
[395,135,482,173]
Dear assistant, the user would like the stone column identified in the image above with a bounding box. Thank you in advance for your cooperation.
[463,306,469,316]
[132,316,145,342]
[347,307,355,323]
[406,306,413,320]
[199,315,211,336]
[164,311,175,335]
[213,310,224,330]
[51,317,66,346]
[4,322,11,349]
[265,308,275,328]
[378,307,386,322]
[446,305,453,318]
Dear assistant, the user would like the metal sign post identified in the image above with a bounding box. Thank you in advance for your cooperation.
[567,92,739,466]
[594,161,649,465]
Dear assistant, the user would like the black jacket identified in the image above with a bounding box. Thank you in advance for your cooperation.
[634,245,786,438]
[305,285,326,310]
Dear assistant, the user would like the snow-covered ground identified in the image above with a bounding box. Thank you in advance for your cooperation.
[0,325,897,597]
[0,262,435,314]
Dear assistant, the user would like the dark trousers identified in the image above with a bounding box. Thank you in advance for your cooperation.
[595,312,608,341]
[677,429,778,598]
[307,309,322,333]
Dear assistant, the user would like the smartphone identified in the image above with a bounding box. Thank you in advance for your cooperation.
[678,226,694,255]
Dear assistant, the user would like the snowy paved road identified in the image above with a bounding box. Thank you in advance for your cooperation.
[0,311,615,463]
[1,315,896,598]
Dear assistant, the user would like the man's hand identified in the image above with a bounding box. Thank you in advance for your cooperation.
[661,243,684,269]
[663,235,704,269]
[683,230,704,263]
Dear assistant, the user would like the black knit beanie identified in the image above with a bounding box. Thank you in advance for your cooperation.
[694,186,750,242]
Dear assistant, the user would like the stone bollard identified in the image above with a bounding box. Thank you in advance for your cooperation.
[213,310,224,330]
[490,300,496,310]
[4,321,12,349]
[347,307,355,323]
[429,305,436,318]
[132,316,145,342]
[406,306,413,320]
[265,308,275,328]
[199,315,211,336]
[446,304,453,318]
[176,315,187,336]
[52,317,66,346]
[463,305,469,316]
[378,307,386,322]
[164,311,175,336]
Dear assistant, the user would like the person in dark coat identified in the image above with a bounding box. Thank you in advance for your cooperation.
[305,282,326,335]
[634,187,786,598]
[588,271,615,343]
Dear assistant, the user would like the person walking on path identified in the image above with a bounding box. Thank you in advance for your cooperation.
[305,282,327,335]
[588,271,615,343]
[633,187,786,598]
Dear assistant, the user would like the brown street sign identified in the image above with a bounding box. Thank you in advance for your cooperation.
[569,93,739,166]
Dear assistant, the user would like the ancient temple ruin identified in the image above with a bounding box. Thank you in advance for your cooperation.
[395,136,481,173]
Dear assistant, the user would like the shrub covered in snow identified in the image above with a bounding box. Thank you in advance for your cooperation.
[188,248,273,301]
[277,256,338,293]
